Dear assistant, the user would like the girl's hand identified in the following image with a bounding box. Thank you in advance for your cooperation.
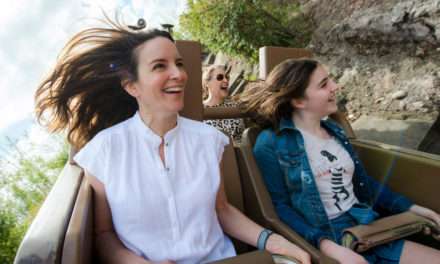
[319,239,368,264]
[410,204,440,240]
[410,204,440,226]
[266,234,311,264]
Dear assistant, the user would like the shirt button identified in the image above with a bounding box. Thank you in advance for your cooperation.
[344,141,348,145]
[166,167,170,172]
[355,160,359,164]
[360,182,364,186]
[165,142,169,147]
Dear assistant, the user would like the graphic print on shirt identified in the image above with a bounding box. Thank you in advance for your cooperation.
[320,150,350,211]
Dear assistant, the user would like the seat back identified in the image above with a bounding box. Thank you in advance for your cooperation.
[177,40,203,121]
[222,139,249,254]
[353,140,440,214]
[14,164,83,264]
[258,46,313,80]
[61,177,94,264]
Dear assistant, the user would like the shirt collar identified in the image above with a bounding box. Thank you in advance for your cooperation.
[132,111,180,144]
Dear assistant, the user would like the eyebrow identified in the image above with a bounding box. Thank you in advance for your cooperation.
[149,57,183,65]
[318,76,329,86]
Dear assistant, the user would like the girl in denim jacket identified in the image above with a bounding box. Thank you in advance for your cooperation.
[241,58,440,263]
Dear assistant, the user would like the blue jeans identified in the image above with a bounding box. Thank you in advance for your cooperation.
[328,204,405,264]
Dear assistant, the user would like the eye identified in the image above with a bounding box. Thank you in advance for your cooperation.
[176,61,184,68]
[152,63,166,70]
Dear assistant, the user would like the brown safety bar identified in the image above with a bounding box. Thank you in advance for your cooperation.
[203,106,249,120]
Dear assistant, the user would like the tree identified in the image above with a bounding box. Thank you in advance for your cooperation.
[179,0,313,62]
[0,135,68,263]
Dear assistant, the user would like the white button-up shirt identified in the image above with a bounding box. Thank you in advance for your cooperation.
[74,112,235,263]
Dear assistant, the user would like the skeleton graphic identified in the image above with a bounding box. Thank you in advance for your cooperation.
[320,150,349,211]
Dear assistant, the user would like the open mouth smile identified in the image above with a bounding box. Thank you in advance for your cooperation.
[163,86,184,94]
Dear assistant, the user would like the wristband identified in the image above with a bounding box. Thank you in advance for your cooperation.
[257,228,274,250]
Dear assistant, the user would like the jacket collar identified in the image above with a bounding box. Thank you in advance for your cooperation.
[278,116,346,139]
[279,117,297,132]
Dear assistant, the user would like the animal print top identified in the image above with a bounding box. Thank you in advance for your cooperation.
[204,100,245,143]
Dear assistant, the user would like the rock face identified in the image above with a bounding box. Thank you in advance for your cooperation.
[301,0,440,122]
[327,1,440,56]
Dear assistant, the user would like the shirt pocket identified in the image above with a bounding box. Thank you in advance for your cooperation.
[277,151,303,192]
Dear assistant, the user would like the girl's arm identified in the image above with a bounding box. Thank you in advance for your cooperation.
[87,172,171,264]
[216,160,311,264]
[409,204,440,239]
[253,133,331,248]
[318,239,368,264]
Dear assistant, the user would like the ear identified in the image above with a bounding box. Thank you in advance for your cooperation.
[290,97,306,109]
[122,80,139,98]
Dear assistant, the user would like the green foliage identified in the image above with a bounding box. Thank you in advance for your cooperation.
[179,0,313,62]
[0,206,24,264]
[0,137,68,263]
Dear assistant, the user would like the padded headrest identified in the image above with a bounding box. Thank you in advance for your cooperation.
[259,46,313,80]
[176,40,203,121]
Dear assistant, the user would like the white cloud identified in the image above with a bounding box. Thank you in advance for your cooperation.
[0,0,187,131]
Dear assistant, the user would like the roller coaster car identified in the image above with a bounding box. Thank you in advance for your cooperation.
[14,44,440,264]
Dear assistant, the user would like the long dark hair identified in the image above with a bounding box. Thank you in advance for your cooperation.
[240,58,319,129]
[35,22,173,149]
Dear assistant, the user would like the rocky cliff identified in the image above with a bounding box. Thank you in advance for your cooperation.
[301,0,440,122]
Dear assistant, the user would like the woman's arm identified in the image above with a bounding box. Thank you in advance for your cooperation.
[87,172,164,264]
[216,160,311,264]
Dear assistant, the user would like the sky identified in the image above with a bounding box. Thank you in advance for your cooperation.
[0,0,187,132]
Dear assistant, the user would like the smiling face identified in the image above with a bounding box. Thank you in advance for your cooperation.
[124,36,187,116]
[206,67,229,100]
[291,65,339,118]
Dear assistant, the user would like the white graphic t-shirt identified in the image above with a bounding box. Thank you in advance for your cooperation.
[298,128,358,219]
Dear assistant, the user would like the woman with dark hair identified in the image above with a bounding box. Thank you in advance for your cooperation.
[242,58,440,264]
[202,64,245,143]
[35,23,310,264]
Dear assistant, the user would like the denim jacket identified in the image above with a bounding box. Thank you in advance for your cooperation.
[253,117,413,247]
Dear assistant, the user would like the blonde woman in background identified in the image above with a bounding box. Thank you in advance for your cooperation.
[203,64,245,143]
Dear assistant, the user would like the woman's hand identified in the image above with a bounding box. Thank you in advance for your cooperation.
[319,239,368,264]
[153,261,176,264]
[409,204,440,240]
[265,234,311,264]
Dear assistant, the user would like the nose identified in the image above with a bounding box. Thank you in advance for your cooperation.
[329,78,339,92]
[223,75,229,84]
[170,64,187,81]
